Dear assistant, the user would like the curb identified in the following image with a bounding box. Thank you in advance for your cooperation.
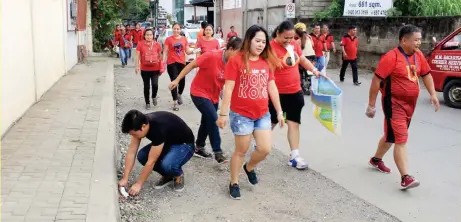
[87,60,121,222]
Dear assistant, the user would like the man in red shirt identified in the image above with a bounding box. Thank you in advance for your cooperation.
[340,25,360,85]
[309,24,325,72]
[132,23,143,48]
[226,26,238,42]
[366,25,440,190]
[321,24,336,75]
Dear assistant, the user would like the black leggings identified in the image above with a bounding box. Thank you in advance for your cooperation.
[167,62,186,101]
[141,70,160,104]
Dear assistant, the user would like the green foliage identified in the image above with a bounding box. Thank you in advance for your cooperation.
[390,0,461,16]
[91,0,123,52]
[313,0,345,21]
[313,0,461,21]
[122,0,150,21]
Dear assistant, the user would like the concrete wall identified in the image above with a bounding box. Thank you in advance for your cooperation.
[296,0,332,18]
[1,0,79,136]
[299,16,461,70]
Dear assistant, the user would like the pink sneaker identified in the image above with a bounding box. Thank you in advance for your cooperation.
[401,175,420,190]
[368,158,391,173]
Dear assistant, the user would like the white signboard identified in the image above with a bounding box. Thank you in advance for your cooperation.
[343,0,393,17]
[285,3,295,18]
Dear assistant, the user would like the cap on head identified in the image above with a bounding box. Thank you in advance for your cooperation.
[294,23,306,32]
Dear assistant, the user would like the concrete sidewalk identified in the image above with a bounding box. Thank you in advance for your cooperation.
[1,59,119,222]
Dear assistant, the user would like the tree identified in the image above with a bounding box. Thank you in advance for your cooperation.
[390,0,461,16]
[91,0,123,52]
[122,0,150,22]
[167,13,173,25]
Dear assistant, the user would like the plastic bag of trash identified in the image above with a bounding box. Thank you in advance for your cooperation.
[311,76,342,135]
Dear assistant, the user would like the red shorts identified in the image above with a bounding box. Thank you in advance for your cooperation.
[384,118,411,144]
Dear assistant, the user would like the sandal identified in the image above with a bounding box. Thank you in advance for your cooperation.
[173,103,179,111]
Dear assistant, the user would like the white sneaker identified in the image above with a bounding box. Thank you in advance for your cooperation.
[287,156,308,170]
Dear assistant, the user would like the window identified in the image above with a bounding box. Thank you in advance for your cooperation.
[442,33,461,50]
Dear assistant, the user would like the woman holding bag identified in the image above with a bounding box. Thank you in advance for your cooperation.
[136,29,165,110]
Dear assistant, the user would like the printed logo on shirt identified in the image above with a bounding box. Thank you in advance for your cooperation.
[406,64,419,82]
[281,52,300,67]
[173,42,183,56]
[238,69,269,99]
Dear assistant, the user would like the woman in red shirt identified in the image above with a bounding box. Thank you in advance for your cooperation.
[116,27,133,68]
[216,25,284,200]
[168,37,243,164]
[196,24,220,57]
[269,21,321,170]
[162,23,194,111]
[135,29,162,110]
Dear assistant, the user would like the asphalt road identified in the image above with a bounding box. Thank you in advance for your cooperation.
[271,68,461,222]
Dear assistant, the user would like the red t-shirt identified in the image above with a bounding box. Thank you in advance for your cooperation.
[136,40,162,71]
[116,34,131,48]
[309,33,325,57]
[191,50,226,103]
[324,34,334,51]
[341,34,359,60]
[270,40,302,94]
[132,29,143,44]
[114,30,121,39]
[224,54,274,119]
[375,47,431,118]
[227,31,238,41]
[197,29,204,41]
[196,38,220,54]
[165,36,188,64]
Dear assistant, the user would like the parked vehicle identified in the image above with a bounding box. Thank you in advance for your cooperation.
[428,27,461,109]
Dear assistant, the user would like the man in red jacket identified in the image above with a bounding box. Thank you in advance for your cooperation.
[340,25,361,85]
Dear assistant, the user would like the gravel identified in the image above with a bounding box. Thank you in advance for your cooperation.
[114,65,400,222]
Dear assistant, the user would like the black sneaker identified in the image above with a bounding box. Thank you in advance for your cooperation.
[177,94,183,105]
[154,176,173,189]
[229,183,241,200]
[214,152,228,164]
[354,81,362,86]
[243,164,258,185]
[173,174,185,192]
[146,104,151,110]
[194,147,212,159]
[152,98,157,106]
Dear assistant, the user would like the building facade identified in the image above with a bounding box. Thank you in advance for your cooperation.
[2,0,88,136]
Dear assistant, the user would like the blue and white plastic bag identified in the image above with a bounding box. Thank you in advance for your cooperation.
[310,76,342,135]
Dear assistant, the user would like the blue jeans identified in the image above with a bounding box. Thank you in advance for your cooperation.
[229,111,271,135]
[315,56,325,72]
[191,95,222,153]
[137,143,194,177]
[120,48,129,65]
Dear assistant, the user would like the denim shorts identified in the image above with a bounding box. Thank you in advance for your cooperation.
[229,111,271,135]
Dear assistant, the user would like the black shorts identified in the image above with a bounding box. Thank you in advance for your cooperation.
[269,91,305,124]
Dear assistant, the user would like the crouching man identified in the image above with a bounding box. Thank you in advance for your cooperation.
[118,110,195,195]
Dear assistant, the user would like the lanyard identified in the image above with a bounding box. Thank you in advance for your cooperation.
[397,46,417,76]
[222,49,227,64]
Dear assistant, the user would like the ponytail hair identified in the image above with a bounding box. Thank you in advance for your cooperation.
[271,20,295,39]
